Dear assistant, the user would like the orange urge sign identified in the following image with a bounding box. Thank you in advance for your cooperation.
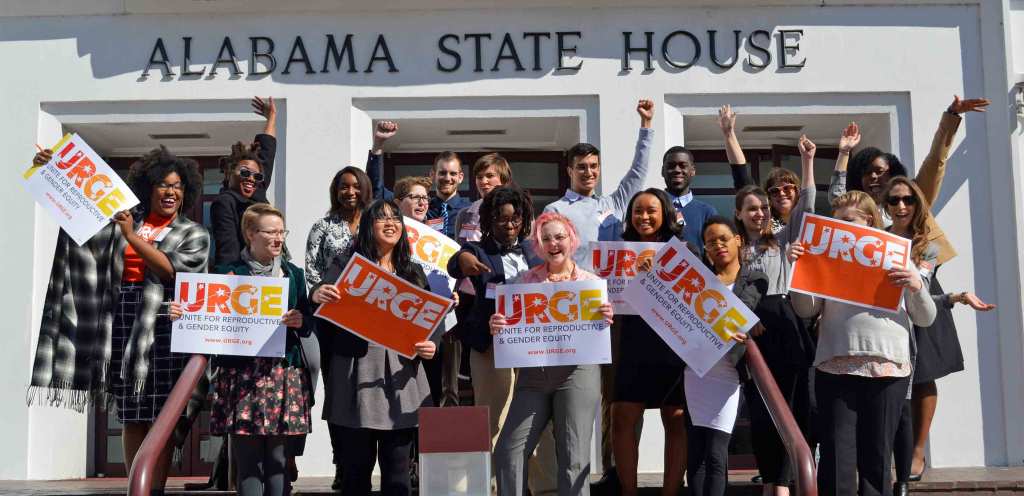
[790,213,912,313]
[314,253,455,358]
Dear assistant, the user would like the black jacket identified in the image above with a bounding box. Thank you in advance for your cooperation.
[446,238,543,353]
[210,134,277,267]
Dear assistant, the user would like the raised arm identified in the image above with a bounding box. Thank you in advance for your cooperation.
[829,122,860,204]
[368,121,397,200]
[915,96,988,206]
[718,105,754,190]
[251,97,278,199]
[780,135,819,243]
[608,99,654,217]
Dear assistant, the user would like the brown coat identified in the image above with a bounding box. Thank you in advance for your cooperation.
[914,111,961,266]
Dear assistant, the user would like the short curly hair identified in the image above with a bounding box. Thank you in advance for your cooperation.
[127,146,203,217]
[479,186,534,244]
[223,141,264,174]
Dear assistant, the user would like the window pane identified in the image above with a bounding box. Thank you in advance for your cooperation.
[204,168,225,195]
[690,161,736,189]
[505,162,560,190]
[107,435,124,464]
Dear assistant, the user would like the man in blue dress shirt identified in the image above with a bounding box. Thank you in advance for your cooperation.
[662,145,718,254]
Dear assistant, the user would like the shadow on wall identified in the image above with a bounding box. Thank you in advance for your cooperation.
[0,5,973,88]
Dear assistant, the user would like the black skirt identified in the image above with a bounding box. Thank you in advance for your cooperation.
[913,268,964,384]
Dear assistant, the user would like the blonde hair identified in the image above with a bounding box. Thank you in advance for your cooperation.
[241,203,285,245]
[831,191,882,228]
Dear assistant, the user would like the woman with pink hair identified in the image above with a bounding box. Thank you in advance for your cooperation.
[489,212,614,496]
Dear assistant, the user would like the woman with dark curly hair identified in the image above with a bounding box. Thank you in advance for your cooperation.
[27,145,210,492]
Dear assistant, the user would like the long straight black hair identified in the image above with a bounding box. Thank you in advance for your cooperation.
[352,199,423,285]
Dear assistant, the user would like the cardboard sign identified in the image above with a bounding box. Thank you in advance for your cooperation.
[790,213,912,313]
[314,253,455,358]
[171,273,289,357]
[623,237,759,377]
[23,134,140,245]
[404,216,459,295]
[590,241,663,315]
[492,279,611,368]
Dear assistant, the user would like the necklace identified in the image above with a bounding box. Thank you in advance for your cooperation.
[546,262,575,282]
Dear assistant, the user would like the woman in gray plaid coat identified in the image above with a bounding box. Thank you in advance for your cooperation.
[28,146,210,491]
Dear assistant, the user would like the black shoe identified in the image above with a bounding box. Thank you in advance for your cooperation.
[751,475,763,484]
[893,482,910,496]
[331,464,343,491]
[591,467,620,494]
[908,459,927,482]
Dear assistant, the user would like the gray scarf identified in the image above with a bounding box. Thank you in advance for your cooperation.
[241,247,282,277]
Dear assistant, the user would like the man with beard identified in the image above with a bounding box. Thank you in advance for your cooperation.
[427,151,472,239]
[661,145,718,255]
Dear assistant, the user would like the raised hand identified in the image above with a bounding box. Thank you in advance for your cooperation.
[718,104,737,136]
[636,99,654,127]
[948,95,990,115]
[374,120,398,143]
[839,122,861,154]
[798,134,817,160]
[252,96,276,121]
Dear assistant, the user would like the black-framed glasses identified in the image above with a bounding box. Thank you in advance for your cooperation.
[239,169,265,183]
[401,194,430,204]
[886,195,918,206]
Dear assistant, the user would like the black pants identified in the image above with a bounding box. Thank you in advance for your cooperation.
[338,425,416,496]
[816,371,908,496]
[892,399,914,483]
[423,342,444,406]
[685,414,731,496]
[745,365,811,485]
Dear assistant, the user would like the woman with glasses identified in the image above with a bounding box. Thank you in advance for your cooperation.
[489,212,614,496]
[311,199,439,496]
[169,204,312,496]
[28,146,209,492]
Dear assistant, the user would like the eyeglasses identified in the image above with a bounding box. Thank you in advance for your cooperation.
[767,184,796,197]
[238,169,265,183]
[156,182,184,192]
[257,229,289,238]
[401,194,430,204]
[374,216,403,225]
[704,236,735,248]
[494,215,523,227]
[886,195,918,206]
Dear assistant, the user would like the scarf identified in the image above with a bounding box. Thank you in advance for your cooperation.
[28,215,210,411]
[241,248,282,277]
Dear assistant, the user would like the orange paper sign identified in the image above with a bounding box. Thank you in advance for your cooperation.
[313,253,455,358]
[790,213,912,313]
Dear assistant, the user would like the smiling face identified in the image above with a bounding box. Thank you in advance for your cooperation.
[151,171,183,217]
[229,159,262,199]
[662,151,696,195]
[372,204,403,251]
[246,214,285,261]
[862,156,892,200]
[631,193,663,241]
[475,165,502,198]
[539,220,573,267]
[336,172,361,213]
[767,182,797,218]
[492,203,523,245]
[834,206,871,226]
[736,193,770,235]
[703,223,741,269]
[434,159,464,198]
[398,184,430,221]
[886,182,917,232]
[568,154,600,196]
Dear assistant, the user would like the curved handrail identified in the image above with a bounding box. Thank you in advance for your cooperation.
[744,340,818,496]
[127,354,208,496]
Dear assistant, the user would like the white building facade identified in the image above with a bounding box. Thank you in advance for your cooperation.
[2,0,1023,480]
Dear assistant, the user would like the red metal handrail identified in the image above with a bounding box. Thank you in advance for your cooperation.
[744,340,817,496]
[128,354,208,496]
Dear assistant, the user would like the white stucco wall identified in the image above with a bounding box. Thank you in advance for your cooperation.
[0,0,1020,479]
